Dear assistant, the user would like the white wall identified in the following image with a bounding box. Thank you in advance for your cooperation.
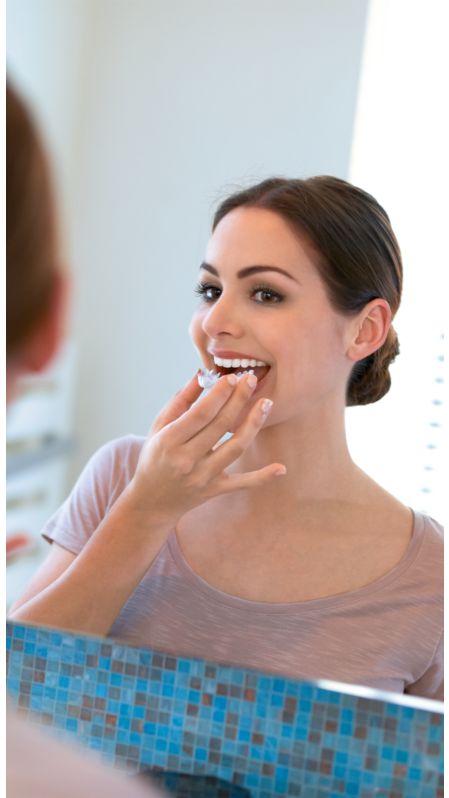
[68,0,369,481]
[6,0,91,242]
[7,0,370,487]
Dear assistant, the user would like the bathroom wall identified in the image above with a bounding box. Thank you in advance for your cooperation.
[7,0,371,485]
[7,622,444,797]
[68,0,370,483]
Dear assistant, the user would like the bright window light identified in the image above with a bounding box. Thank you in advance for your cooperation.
[347,0,446,521]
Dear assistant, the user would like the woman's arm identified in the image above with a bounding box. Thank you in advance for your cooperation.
[8,371,285,635]
[8,487,173,635]
[8,544,77,613]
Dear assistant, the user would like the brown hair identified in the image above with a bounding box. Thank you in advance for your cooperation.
[6,82,58,356]
[213,176,402,406]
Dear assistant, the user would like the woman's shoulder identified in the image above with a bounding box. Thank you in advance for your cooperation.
[41,435,148,550]
[362,477,443,559]
[75,434,147,512]
[100,433,146,461]
[88,434,146,481]
[413,510,444,555]
[401,510,444,598]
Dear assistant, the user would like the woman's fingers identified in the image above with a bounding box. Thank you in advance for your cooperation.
[165,372,242,443]
[151,372,203,434]
[185,373,259,456]
[215,462,287,494]
[200,397,282,479]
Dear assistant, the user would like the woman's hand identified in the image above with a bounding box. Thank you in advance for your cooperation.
[125,371,286,523]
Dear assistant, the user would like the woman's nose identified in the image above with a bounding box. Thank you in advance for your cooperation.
[201,294,244,339]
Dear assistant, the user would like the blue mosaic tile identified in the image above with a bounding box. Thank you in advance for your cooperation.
[6,622,443,798]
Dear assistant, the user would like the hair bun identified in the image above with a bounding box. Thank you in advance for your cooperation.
[347,327,400,406]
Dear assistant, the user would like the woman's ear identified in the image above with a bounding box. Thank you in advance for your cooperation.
[17,271,70,374]
[346,299,392,363]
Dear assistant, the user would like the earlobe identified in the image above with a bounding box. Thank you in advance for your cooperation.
[346,299,392,363]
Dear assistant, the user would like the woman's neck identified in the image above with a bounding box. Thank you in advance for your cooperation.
[227,406,359,510]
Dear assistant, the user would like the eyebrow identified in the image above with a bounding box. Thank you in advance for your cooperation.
[199,262,299,283]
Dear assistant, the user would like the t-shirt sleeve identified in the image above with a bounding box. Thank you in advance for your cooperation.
[42,435,144,555]
[404,629,444,702]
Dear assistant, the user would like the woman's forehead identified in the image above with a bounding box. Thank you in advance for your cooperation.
[206,207,318,277]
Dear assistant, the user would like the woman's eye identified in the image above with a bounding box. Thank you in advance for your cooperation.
[194,283,221,302]
[194,282,283,304]
[253,287,283,304]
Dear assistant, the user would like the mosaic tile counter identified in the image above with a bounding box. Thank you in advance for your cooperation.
[6,622,443,797]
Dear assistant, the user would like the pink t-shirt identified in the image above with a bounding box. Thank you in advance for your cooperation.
[43,435,443,700]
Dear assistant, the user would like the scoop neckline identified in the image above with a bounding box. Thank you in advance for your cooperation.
[167,509,425,614]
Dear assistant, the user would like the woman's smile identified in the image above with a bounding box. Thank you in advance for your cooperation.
[207,349,272,386]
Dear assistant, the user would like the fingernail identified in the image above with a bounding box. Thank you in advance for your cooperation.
[246,373,258,389]
[260,398,273,415]
[275,467,287,477]
[227,374,238,386]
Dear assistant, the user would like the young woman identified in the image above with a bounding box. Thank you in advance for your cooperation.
[10,176,443,701]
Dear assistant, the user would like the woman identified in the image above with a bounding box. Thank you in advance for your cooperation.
[10,176,443,700]
[6,82,163,798]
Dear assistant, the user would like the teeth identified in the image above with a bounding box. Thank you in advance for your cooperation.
[235,369,255,378]
[213,356,267,368]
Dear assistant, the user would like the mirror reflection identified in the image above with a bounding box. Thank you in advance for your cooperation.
[6,0,443,707]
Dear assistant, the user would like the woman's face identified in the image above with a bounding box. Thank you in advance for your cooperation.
[189,207,355,428]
